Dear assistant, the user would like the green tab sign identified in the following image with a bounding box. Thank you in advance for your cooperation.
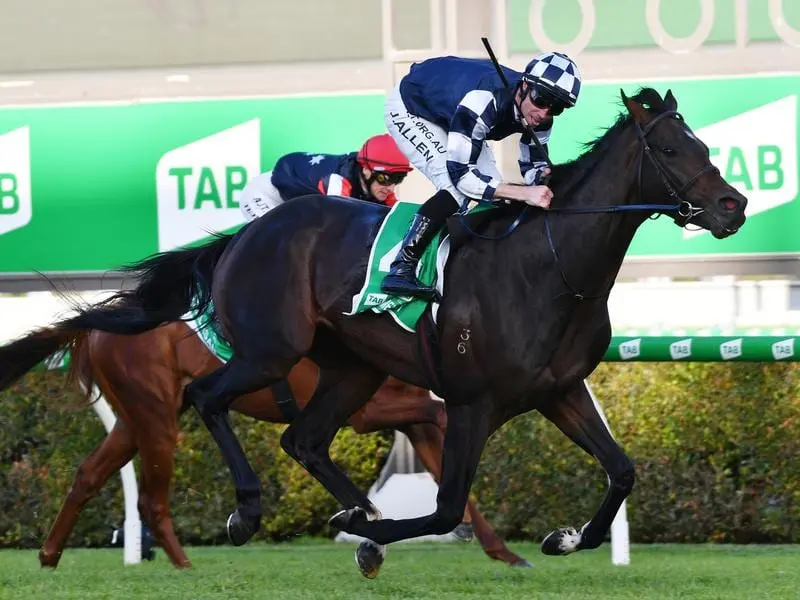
[0,93,385,275]
[0,127,31,233]
[549,74,800,258]
[2,74,799,275]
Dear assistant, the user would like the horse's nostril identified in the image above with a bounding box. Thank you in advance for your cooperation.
[719,197,739,212]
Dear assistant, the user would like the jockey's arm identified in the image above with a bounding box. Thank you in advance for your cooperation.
[239,172,280,222]
[518,126,552,185]
[445,90,502,202]
[445,91,551,207]
[496,130,554,208]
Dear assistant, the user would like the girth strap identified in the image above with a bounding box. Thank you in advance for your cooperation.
[416,306,446,399]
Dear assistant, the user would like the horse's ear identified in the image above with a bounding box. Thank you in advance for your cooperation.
[664,89,678,110]
[621,88,649,124]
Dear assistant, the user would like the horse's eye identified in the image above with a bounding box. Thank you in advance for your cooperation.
[660,147,676,156]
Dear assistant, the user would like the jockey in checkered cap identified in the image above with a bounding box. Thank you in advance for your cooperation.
[380,51,582,300]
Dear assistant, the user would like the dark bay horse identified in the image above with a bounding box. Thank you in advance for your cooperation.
[23,89,747,575]
[0,320,528,570]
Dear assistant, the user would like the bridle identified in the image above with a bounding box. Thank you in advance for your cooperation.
[630,109,717,227]
[458,108,728,301]
[459,108,712,241]
[469,37,736,300]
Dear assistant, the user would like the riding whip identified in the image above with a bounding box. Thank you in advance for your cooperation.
[480,36,554,178]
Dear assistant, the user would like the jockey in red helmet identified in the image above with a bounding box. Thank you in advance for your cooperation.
[355,133,414,205]
[239,133,412,222]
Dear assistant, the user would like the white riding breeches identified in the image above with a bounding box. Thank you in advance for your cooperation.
[239,171,284,222]
[384,84,502,204]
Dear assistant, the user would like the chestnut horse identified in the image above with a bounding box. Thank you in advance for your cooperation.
[0,320,527,568]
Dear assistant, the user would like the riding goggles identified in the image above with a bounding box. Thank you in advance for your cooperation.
[529,87,568,116]
[373,171,407,186]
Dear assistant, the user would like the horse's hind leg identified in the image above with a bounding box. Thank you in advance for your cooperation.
[126,393,189,567]
[136,443,187,567]
[39,421,136,568]
[536,380,635,556]
[186,357,297,546]
[189,265,318,546]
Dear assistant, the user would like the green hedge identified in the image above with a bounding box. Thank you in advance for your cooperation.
[474,362,800,544]
[2,363,799,548]
[0,371,392,548]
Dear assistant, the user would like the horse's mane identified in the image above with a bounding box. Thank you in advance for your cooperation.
[549,87,671,196]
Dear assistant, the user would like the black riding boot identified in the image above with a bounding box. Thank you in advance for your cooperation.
[380,213,439,299]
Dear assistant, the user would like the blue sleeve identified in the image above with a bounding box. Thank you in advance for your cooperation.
[445,90,503,201]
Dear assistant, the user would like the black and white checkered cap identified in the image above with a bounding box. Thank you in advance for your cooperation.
[523,52,581,106]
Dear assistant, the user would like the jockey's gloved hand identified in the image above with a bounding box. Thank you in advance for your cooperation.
[525,161,552,186]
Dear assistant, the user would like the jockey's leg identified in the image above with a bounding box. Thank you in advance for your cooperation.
[380,189,458,299]
[382,85,500,300]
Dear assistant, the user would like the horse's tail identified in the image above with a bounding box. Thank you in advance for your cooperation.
[0,324,86,391]
[65,232,234,336]
[0,233,233,390]
[0,321,114,410]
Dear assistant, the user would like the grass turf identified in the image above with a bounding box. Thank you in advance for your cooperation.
[0,541,797,599]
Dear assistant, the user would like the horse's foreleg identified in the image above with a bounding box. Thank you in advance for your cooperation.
[331,399,492,546]
[39,421,137,568]
[402,421,531,567]
[536,380,635,556]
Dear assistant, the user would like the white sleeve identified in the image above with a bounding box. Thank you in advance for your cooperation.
[239,171,282,221]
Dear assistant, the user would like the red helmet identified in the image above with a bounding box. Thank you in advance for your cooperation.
[356,134,412,174]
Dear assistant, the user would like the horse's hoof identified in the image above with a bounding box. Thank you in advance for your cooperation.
[510,558,533,568]
[226,509,258,547]
[451,522,474,542]
[541,526,581,556]
[329,507,368,532]
[38,549,60,569]
[355,539,386,579]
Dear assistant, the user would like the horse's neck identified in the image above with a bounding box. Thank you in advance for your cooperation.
[528,134,646,295]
